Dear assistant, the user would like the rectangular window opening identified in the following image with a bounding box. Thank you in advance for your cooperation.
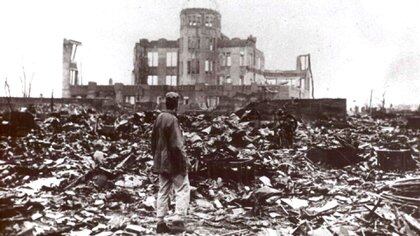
[171,76,177,86]
[205,60,209,73]
[240,51,245,66]
[226,76,231,84]
[226,53,232,67]
[166,52,177,67]
[219,76,224,85]
[205,15,213,27]
[192,59,200,74]
[148,75,158,85]
[187,61,192,74]
[166,75,177,86]
[209,38,214,51]
[148,52,158,67]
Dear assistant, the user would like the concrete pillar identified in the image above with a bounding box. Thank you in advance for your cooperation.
[62,40,73,98]
[62,39,81,98]
[114,83,124,103]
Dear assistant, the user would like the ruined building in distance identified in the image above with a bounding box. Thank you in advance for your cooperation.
[64,0,314,111]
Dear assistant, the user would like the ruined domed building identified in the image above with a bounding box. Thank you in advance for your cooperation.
[65,0,314,111]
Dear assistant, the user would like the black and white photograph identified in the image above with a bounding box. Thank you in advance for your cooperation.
[0,0,419,235]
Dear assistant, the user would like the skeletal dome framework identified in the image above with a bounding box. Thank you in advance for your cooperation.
[183,0,219,11]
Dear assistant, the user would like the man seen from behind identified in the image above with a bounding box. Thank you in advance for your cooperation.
[151,92,190,234]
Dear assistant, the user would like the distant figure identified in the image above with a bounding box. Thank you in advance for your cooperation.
[151,92,190,234]
[275,108,298,148]
[50,92,54,112]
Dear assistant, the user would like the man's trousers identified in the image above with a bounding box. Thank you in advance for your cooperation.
[156,173,190,220]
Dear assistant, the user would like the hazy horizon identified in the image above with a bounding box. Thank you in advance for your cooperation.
[0,0,419,108]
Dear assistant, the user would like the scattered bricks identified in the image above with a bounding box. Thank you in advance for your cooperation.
[376,149,416,171]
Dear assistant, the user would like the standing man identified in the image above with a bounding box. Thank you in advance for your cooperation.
[275,109,286,147]
[151,92,190,234]
[283,112,298,148]
[275,108,298,148]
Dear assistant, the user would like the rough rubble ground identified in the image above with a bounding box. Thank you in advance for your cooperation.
[0,106,419,235]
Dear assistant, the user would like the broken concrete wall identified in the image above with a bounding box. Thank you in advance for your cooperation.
[240,98,347,120]
[134,84,283,112]
[65,81,344,117]
[67,78,310,112]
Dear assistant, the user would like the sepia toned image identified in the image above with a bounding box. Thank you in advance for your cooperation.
[0,0,419,235]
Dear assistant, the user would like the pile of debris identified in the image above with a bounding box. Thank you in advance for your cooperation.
[0,106,419,235]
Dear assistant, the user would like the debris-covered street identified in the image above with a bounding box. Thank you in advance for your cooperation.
[1,105,419,235]
[1,0,420,235]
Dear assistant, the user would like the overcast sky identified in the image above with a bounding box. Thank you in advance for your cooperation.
[0,0,419,107]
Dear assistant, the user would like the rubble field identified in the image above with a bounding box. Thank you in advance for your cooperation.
[0,105,419,235]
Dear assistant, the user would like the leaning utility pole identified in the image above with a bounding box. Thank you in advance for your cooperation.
[381,92,386,109]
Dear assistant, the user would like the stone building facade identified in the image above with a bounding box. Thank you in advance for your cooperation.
[133,6,267,87]
[64,1,314,111]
